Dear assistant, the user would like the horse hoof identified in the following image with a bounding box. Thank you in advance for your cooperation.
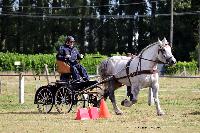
[148,101,154,106]
[132,99,137,104]
[121,99,133,107]
[121,99,127,106]
[148,103,154,106]
[116,111,123,115]
[157,111,165,116]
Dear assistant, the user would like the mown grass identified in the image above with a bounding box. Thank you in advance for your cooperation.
[0,76,199,133]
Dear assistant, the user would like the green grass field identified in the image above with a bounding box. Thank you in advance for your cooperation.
[0,76,199,133]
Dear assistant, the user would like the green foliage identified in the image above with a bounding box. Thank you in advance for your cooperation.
[0,52,107,75]
[174,0,191,10]
[165,61,198,75]
[0,52,56,74]
[80,53,107,74]
[1,52,199,76]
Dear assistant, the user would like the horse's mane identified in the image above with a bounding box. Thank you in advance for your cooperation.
[138,41,159,56]
[111,56,131,60]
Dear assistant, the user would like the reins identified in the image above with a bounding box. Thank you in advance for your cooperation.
[115,69,158,81]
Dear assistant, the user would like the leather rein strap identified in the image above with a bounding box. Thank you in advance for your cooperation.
[118,68,158,81]
[126,57,134,86]
[121,52,158,82]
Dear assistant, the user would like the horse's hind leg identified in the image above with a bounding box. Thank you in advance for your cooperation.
[152,83,165,116]
[122,86,139,107]
[108,80,123,115]
[103,89,109,100]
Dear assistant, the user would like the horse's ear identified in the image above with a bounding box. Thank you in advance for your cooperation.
[162,37,168,45]
[158,38,162,44]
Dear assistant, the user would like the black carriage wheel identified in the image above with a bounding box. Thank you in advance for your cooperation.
[70,93,86,112]
[87,86,103,107]
[55,86,73,113]
[88,94,98,107]
[36,87,54,113]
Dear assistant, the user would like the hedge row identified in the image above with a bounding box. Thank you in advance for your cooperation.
[165,61,198,75]
[0,52,198,75]
[0,52,107,74]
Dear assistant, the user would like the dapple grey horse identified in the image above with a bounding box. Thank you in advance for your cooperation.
[98,38,176,116]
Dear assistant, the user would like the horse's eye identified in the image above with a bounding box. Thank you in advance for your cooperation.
[160,48,165,53]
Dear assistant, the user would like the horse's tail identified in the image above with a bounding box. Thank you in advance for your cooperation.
[98,59,109,80]
[98,59,110,99]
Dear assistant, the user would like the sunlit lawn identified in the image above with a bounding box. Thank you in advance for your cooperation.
[0,76,199,133]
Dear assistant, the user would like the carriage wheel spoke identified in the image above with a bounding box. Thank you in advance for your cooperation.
[35,87,53,113]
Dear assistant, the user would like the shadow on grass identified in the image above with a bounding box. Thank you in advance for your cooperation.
[0,112,60,115]
[192,97,200,101]
[188,111,200,115]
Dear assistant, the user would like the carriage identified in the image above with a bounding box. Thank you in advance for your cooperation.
[34,61,104,114]
[34,38,176,116]
[34,78,103,113]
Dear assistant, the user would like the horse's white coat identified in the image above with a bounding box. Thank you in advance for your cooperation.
[99,38,176,116]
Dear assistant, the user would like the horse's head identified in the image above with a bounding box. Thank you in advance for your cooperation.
[157,38,176,65]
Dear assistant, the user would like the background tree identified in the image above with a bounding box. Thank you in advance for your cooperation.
[0,0,199,62]
[0,0,14,52]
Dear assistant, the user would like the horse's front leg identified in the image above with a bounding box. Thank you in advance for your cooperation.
[148,87,154,106]
[108,80,123,115]
[152,83,165,116]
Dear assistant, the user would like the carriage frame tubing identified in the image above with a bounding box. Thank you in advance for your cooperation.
[34,64,143,114]
[34,76,104,113]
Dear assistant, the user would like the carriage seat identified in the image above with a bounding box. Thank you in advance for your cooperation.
[56,60,71,74]
[56,60,72,81]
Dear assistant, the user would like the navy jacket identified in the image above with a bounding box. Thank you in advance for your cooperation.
[56,45,82,64]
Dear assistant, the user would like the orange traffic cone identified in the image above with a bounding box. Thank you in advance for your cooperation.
[75,108,90,120]
[99,98,111,118]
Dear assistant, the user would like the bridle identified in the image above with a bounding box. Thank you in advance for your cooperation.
[157,44,174,64]
[136,43,173,65]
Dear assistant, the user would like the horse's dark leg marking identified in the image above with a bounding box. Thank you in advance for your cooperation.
[127,86,133,101]
[130,86,139,104]
[103,89,109,100]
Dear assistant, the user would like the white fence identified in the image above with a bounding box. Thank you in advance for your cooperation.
[0,73,100,104]
[0,71,199,104]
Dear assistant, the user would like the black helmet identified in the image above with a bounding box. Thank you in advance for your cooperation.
[65,36,75,43]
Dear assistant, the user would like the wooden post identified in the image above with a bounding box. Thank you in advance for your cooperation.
[44,64,50,84]
[0,80,1,94]
[198,21,200,73]
[170,0,174,47]
[19,72,24,104]
[53,63,56,79]
[96,65,99,75]
[183,66,187,76]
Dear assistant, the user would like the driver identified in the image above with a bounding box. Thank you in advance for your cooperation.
[56,36,89,82]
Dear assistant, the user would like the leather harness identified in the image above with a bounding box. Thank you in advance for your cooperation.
[115,50,160,84]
